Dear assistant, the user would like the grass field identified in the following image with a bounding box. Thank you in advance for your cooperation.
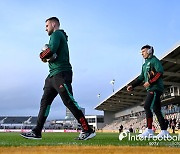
[0,132,179,154]
[0,132,179,147]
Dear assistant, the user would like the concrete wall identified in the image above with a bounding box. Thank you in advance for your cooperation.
[104,111,115,125]
[114,105,144,118]
[97,123,105,129]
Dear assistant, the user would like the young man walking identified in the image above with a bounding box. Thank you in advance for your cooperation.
[127,45,171,138]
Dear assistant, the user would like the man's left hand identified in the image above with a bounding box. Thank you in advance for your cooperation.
[41,58,48,63]
[143,82,150,88]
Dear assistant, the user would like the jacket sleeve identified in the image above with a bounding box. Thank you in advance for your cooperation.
[131,66,144,88]
[148,58,163,84]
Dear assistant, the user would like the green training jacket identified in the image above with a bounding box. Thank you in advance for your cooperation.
[134,55,164,93]
[48,29,72,77]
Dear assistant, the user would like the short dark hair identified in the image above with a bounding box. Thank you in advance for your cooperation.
[46,17,60,27]
[141,44,154,54]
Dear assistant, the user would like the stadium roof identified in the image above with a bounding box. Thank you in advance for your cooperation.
[95,43,180,112]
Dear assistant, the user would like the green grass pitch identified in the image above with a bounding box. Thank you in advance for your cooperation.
[0,132,179,147]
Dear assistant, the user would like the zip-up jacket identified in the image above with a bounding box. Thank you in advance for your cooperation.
[48,29,72,77]
[131,55,164,93]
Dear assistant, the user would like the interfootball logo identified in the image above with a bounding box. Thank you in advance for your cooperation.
[119,132,128,141]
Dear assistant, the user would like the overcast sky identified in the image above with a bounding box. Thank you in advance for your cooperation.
[0,0,180,120]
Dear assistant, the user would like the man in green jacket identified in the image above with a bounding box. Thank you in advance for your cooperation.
[127,45,171,138]
[20,17,96,140]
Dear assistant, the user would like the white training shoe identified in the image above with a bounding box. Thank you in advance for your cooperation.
[138,128,154,138]
[156,130,172,139]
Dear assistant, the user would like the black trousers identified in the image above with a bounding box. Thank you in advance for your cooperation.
[144,91,167,130]
[33,71,91,134]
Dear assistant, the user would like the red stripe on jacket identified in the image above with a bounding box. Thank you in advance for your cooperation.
[149,72,161,84]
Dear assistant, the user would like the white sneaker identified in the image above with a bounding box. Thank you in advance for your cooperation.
[75,130,96,140]
[156,130,172,139]
[138,128,154,138]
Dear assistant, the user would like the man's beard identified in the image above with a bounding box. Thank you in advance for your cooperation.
[48,29,53,36]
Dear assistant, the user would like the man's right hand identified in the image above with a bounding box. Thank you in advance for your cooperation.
[127,85,133,91]
[40,44,52,59]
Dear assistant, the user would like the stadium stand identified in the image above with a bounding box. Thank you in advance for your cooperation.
[0,116,37,130]
[0,117,7,123]
[101,106,180,133]
[3,117,29,124]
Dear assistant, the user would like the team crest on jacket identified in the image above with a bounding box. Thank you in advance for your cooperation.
[146,62,151,69]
